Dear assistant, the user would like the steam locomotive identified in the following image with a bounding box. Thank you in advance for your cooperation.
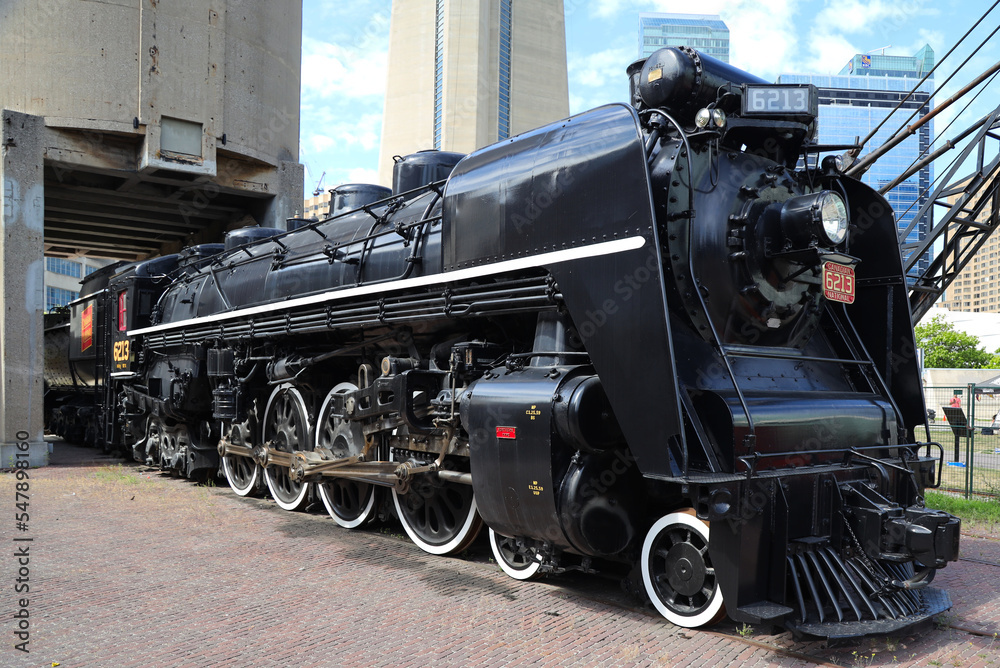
[56,48,960,638]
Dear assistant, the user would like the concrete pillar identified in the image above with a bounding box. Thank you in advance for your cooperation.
[263,160,306,230]
[1,110,47,468]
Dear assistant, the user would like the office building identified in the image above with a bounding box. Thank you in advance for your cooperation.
[303,193,331,221]
[377,0,570,186]
[638,13,729,61]
[779,46,935,274]
[940,184,1000,313]
[43,257,115,312]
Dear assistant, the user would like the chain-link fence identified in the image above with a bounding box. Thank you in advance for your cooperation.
[920,384,1000,498]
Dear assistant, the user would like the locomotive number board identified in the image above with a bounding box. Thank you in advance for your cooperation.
[113,339,131,370]
[823,262,855,304]
[742,84,818,118]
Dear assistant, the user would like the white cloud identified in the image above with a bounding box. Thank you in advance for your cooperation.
[814,0,936,38]
[306,133,337,155]
[301,36,388,102]
[721,1,799,81]
[346,167,381,184]
[587,0,802,81]
[804,2,940,76]
[301,113,383,154]
[802,32,861,75]
[899,29,944,59]
[587,0,631,18]
[570,45,635,89]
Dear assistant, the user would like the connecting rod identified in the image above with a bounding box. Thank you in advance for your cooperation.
[217,436,474,488]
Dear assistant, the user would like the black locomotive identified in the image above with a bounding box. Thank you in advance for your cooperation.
[59,48,960,638]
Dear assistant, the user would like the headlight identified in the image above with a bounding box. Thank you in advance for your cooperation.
[819,192,848,245]
[779,190,850,248]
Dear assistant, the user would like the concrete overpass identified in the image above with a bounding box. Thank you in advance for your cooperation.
[1,0,305,466]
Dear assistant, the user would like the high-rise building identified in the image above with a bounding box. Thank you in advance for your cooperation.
[638,13,729,61]
[377,0,570,186]
[778,46,935,274]
[939,184,1000,313]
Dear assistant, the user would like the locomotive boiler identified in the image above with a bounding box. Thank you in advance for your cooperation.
[78,48,958,638]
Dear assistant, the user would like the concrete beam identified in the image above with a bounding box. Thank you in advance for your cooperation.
[43,213,197,235]
[1,110,47,468]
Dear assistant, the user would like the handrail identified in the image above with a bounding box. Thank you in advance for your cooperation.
[735,442,930,481]
[644,108,757,470]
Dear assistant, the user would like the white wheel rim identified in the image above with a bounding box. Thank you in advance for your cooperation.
[318,482,376,528]
[222,455,259,497]
[489,528,542,581]
[263,384,311,511]
[314,382,377,528]
[390,450,480,555]
[641,511,724,628]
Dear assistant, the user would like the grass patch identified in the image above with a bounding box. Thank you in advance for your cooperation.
[926,490,1000,529]
[91,464,145,485]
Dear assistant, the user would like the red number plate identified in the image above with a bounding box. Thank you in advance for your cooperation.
[823,262,855,304]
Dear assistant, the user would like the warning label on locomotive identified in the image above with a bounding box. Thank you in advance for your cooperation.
[822,262,856,304]
[81,305,93,352]
[496,426,516,439]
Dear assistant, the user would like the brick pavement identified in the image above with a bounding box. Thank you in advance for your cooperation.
[0,442,998,667]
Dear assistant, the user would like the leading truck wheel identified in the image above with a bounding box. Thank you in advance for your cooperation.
[641,511,726,628]
[489,528,542,581]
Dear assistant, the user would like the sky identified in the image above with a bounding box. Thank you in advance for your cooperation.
[298,0,1000,194]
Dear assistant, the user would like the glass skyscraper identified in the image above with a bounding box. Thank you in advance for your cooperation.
[638,13,729,61]
[779,46,935,275]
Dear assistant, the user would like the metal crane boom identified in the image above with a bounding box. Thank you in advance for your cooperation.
[902,102,1000,323]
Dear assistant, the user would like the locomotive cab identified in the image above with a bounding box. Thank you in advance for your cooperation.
[107,254,182,375]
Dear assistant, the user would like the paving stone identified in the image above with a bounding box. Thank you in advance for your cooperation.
[0,442,997,667]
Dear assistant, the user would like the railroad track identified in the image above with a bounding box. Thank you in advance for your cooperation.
[960,555,1000,568]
